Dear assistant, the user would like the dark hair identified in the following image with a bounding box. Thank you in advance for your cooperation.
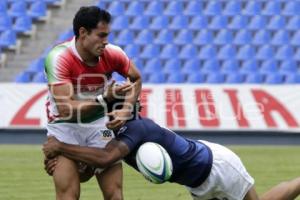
[73,6,111,38]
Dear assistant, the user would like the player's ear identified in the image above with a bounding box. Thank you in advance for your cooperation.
[79,27,88,38]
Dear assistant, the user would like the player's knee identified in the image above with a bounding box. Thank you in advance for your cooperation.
[103,191,123,200]
[56,190,80,200]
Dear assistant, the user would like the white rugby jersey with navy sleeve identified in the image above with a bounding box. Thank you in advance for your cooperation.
[44,37,130,124]
[116,117,213,188]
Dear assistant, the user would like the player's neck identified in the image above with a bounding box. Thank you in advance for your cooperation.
[75,41,99,67]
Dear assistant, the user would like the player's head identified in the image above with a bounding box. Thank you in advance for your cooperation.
[73,6,111,56]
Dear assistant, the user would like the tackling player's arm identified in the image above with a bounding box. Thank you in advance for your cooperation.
[106,61,142,130]
[43,136,130,168]
[50,81,131,122]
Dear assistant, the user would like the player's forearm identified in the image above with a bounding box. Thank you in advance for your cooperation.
[123,78,141,111]
[57,99,104,121]
[58,143,111,168]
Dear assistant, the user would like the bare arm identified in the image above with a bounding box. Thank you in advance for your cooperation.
[50,81,132,122]
[106,62,142,130]
[123,62,142,111]
[50,83,102,121]
[43,137,130,168]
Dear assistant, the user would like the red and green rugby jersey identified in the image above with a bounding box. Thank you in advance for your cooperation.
[45,37,130,123]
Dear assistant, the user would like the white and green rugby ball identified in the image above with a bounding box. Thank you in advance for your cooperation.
[136,142,173,184]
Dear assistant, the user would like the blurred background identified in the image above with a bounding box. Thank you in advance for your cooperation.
[0,0,299,199]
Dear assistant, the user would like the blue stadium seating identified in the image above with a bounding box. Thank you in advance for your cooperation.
[182,59,201,75]
[271,30,290,45]
[237,45,255,60]
[265,73,284,84]
[160,44,179,59]
[291,31,300,46]
[199,45,217,59]
[186,73,205,83]
[279,60,298,75]
[285,74,300,83]
[0,30,17,48]
[252,30,271,45]
[260,60,278,75]
[267,16,286,30]
[245,73,264,83]
[166,73,185,83]
[16,0,300,84]
[223,1,241,16]
[140,44,159,58]
[164,1,183,16]
[221,60,239,74]
[0,15,12,32]
[194,30,213,45]
[115,30,134,45]
[148,73,165,83]
[125,1,144,16]
[189,16,208,30]
[282,1,300,16]
[143,59,162,74]
[228,16,248,30]
[179,45,197,59]
[243,1,262,16]
[256,45,275,60]
[206,73,225,83]
[8,1,27,18]
[124,44,140,58]
[111,16,129,30]
[234,30,252,45]
[163,59,181,75]
[149,16,169,30]
[32,72,47,83]
[108,2,125,16]
[226,73,244,83]
[218,45,236,60]
[130,16,149,30]
[201,60,220,74]
[174,30,193,45]
[144,2,163,16]
[13,16,33,33]
[15,72,31,83]
[214,30,233,45]
[154,30,174,45]
[27,1,47,20]
[184,1,202,16]
[248,16,267,30]
[135,30,154,45]
[169,16,188,30]
[286,16,300,30]
[240,60,259,74]
[276,45,294,60]
[262,1,281,16]
[204,1,222,16]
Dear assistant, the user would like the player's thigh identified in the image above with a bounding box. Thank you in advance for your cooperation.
[95,162,123,200]
[53,155,80,195]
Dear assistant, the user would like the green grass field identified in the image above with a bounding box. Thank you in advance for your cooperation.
[0,145,299,200]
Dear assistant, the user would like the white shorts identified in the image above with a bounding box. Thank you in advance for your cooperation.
[186,140,254,200]
[46,117,119,174]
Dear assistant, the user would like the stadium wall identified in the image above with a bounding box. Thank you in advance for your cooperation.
[0,83,300,145]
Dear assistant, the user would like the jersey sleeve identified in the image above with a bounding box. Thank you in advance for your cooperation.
[45,46,72,85]
[105,44,131,77]
[116,120,144,151]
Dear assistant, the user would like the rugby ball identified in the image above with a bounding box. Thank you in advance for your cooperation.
[136,142,173,184]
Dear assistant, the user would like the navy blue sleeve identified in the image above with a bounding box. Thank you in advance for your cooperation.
[115,120,145,151]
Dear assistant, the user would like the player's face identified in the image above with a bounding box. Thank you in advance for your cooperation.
[83,22,110,57]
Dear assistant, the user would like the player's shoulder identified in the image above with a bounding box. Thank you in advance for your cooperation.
[45,40,72,61]
[103,43,127,58]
